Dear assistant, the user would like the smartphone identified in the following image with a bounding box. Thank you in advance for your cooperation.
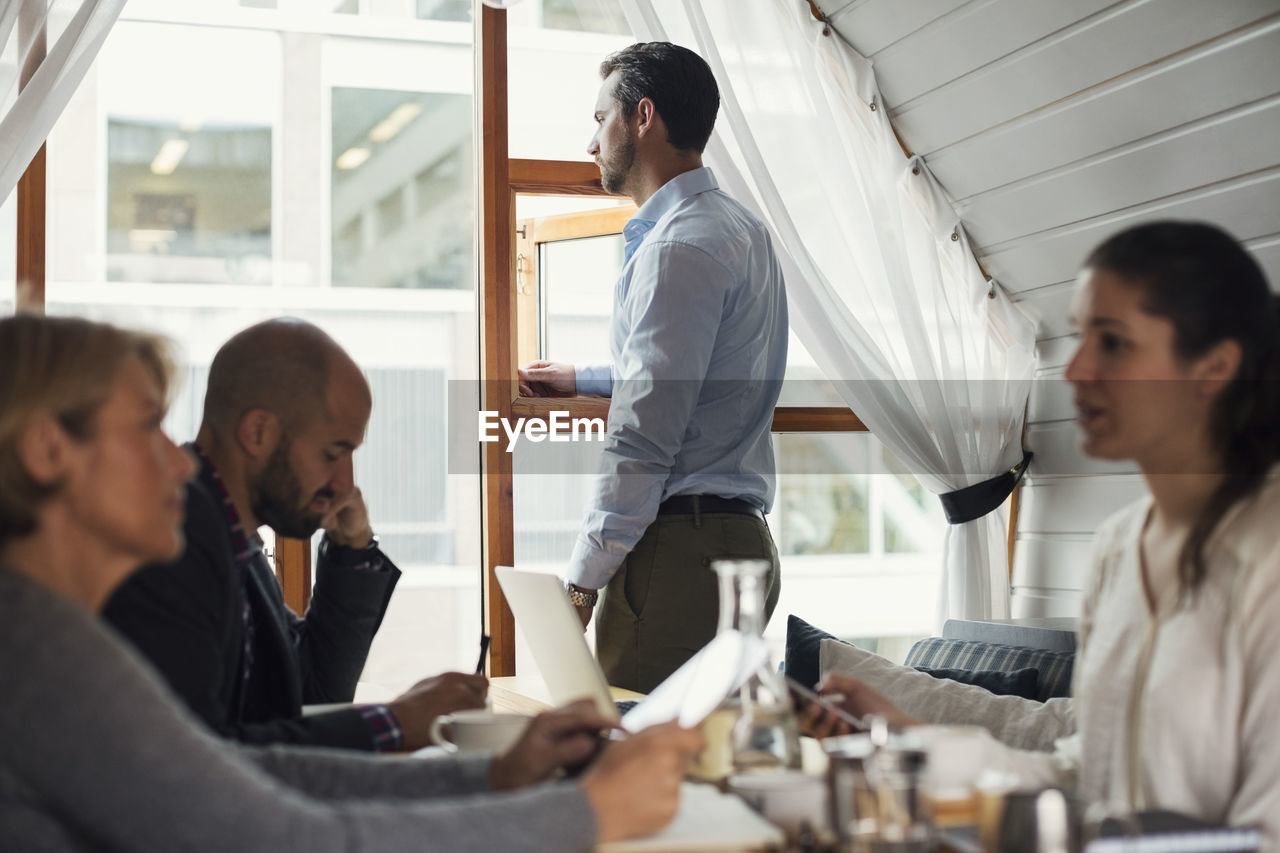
[785,675,867,732]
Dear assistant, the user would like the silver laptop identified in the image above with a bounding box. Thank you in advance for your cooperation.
[494,566,766,732]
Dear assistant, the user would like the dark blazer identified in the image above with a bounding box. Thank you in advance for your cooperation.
[103,475,401,750]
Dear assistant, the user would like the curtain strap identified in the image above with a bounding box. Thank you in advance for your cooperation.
[939,451,1033,525]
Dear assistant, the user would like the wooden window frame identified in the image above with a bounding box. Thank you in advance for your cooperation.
[15,6,46,315]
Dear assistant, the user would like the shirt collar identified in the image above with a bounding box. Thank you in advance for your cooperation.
[189,442,262,567]
[630,165,718,228]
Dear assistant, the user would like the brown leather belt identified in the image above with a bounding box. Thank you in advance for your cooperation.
[657,494,763,519]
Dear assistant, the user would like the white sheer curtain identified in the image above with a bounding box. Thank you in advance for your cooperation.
[620,0,1037,623]
[0,0,124,204]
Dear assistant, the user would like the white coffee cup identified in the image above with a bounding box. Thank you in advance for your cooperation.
[729,770,828,835]
[428,710,530,754]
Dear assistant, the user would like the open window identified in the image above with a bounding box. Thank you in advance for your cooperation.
[514,198,636,367]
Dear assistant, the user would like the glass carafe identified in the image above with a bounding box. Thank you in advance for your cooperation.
[712,558,802,774]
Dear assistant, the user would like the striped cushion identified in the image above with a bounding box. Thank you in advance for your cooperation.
[904,637,1074,702]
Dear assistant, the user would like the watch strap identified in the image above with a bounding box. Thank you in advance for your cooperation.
[565,582,599,608]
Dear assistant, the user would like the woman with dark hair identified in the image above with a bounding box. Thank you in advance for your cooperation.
[811,221,1280,837]
[0,313,701,852]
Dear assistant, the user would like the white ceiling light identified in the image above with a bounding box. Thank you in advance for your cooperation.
[336,146,371,170]
[149,139,190,176]
[368,103,423,143]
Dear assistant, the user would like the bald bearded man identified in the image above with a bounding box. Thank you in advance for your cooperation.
[104,319,485,751]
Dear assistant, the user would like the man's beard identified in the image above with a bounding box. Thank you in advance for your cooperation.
[599,130,636,195]
[251,437,331,540]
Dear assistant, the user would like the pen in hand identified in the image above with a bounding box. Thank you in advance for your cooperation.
[475,634,491,676]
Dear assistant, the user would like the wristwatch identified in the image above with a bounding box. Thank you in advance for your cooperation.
[565,582,599,608]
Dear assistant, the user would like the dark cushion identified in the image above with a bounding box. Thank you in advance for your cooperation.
[915,665,1040,700]
[784,614,843,690]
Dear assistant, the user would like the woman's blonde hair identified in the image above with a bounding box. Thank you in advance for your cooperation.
[0,314,175,547]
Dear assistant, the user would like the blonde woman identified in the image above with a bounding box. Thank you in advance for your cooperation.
[0,314,701,852]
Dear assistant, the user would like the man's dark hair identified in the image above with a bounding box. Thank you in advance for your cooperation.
[600,42,719,153]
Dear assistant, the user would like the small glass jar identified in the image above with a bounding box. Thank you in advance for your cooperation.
[825,731,933,853]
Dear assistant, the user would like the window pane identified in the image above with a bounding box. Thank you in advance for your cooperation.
[415,0,470,21]
[773,433,944,663]
[88,23,280,287]
[107,119,273,285]
[541,234,618,364]
[541,0,629,35]
[332,0,471,22]
[507,4,632,161]
[331,88,471,290]
[45,4,480,699]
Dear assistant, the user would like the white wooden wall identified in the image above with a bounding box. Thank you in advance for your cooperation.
[816,0,1280,617]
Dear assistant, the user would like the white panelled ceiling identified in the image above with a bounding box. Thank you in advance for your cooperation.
[813,0,1280,344]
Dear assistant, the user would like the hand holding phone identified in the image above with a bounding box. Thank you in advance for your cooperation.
[785,675,868,733]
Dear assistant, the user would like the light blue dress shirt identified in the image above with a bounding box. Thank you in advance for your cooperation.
[568,167,788,589]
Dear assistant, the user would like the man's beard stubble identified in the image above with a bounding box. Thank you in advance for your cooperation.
[599,130,636,196]
[251,437,330,540]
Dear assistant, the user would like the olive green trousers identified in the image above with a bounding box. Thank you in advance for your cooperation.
[594,510,780,694]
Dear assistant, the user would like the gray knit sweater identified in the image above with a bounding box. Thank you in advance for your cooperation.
[0,570,597,852]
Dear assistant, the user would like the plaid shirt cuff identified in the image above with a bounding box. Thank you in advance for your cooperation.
[360,704,404,753]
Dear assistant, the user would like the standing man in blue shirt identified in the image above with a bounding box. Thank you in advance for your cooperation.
[519,42,788,693]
